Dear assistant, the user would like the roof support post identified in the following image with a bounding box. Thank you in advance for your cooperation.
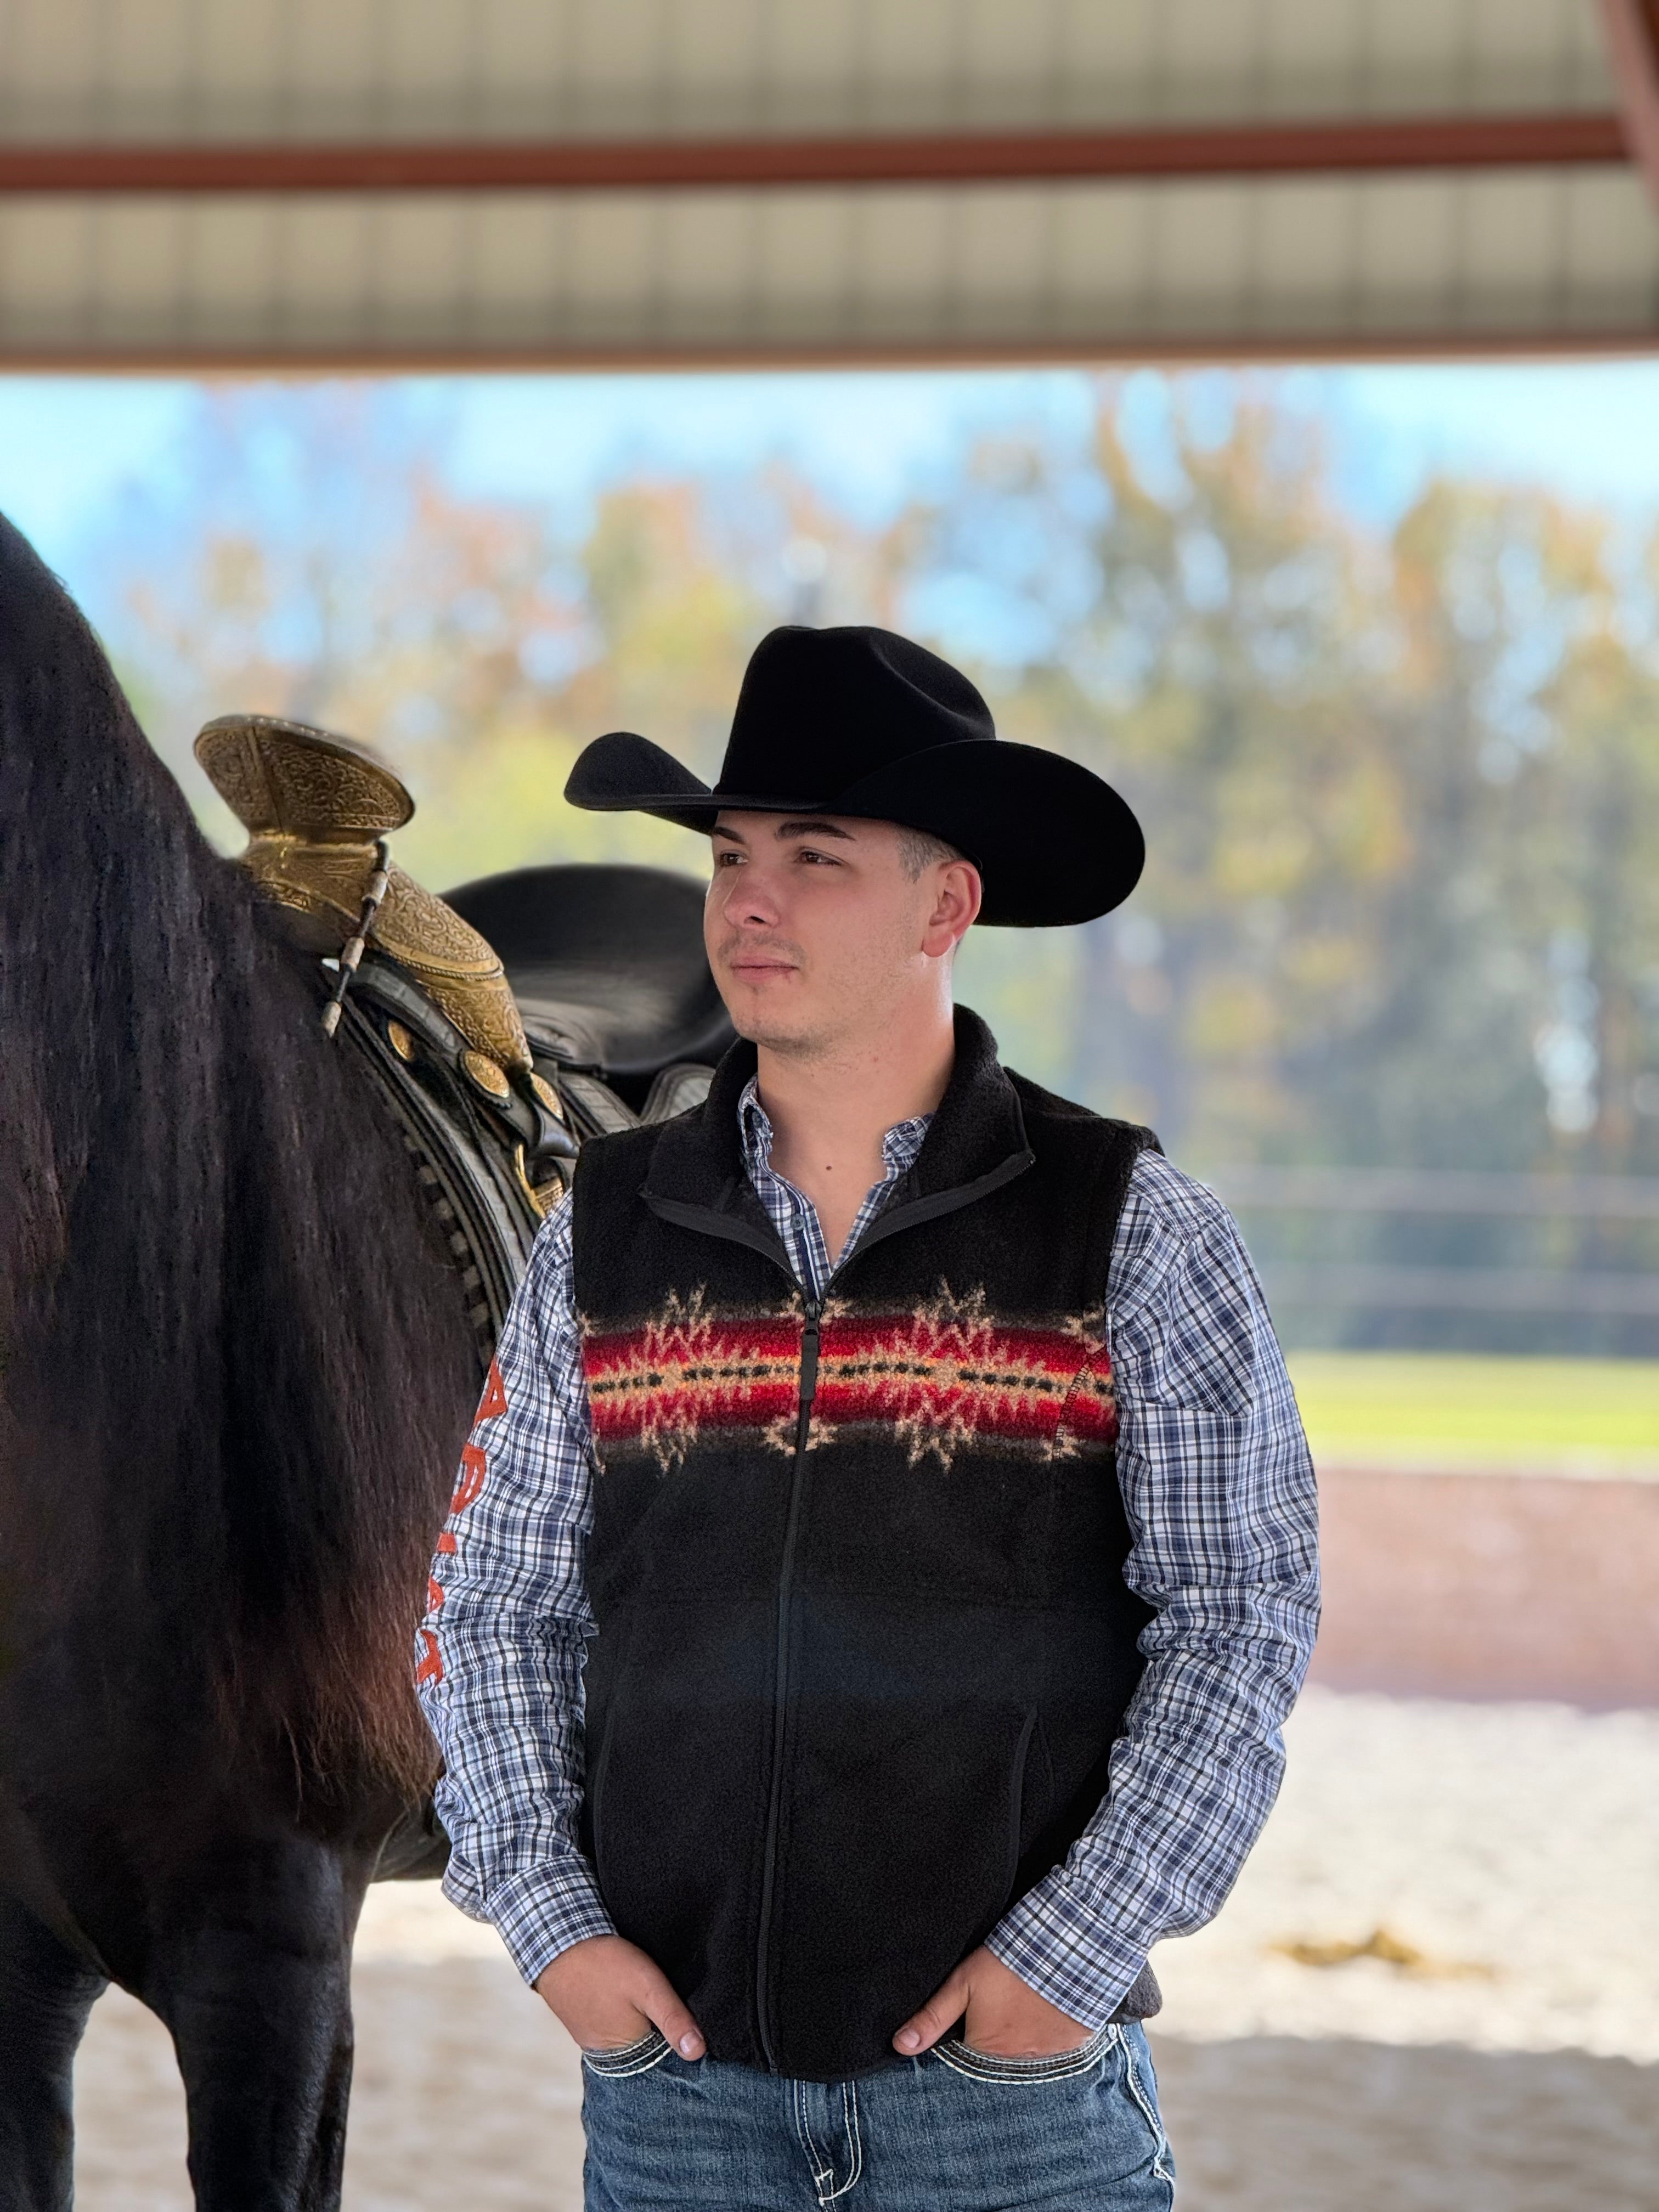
[1600,0,1659,206]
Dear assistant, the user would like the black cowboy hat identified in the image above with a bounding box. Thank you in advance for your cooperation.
[563,624,1143,928]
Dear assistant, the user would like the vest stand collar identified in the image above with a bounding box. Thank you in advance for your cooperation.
[641,1007,1032,1255]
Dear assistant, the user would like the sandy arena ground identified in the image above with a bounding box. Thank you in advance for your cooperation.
[72,1688,1659,2210]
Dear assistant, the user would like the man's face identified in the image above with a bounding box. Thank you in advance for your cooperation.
[704,811,977,1057]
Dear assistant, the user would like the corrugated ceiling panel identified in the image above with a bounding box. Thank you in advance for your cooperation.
[2,168,1653,361]
[752,193,855,342]
[93,204,182,343]
[1353,176,1462,334]
[0,0,1618,140]
[665,0,770,131]
[105,2,198,115]
[473,7,568,120]
[1050,186,1147,342]
[564,197,661,342]
[381,1,484,109]
[1138,184,1240,335]
[1562,168,1659,325]
[1255,184,1361,337]
[659,196,765,339]
[196,3,286,126]
[1,200,84,342]
[563,0,665,131]
[188,203,286,345]
[955,1,1058,127]
[3,0,98,128]
[1162,3,1283,115]
[470,200,560,345]
[846,190,951,341]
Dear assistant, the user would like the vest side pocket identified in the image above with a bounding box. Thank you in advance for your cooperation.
[586,1698,618,1894]
[580,1600,641,1903]
[1004,1708,1040,1904]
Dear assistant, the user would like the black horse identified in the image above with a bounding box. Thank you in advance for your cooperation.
[0,515,720,2207]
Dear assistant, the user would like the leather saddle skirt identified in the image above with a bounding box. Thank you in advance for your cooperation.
[443,862,735,1113]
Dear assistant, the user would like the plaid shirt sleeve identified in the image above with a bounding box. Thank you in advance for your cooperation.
[414,1190,617,1987]
[985,1147,1321,2028]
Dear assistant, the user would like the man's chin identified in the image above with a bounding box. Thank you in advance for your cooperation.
[720,996,823,1057]
[730,1014,817,1054]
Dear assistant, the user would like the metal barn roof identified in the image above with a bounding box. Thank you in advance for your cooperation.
[3,0,1659,365]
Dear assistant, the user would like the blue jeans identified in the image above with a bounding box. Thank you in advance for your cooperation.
[580,2022,1176,2211]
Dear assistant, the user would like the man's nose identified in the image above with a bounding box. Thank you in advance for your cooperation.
[717,867,783,927]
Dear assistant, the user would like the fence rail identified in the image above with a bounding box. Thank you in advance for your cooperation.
[1211,1166,1659,1219]
[1258,1264,1659,1315]
[1209,1167,1659,1320]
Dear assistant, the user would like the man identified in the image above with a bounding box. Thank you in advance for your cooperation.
[417,625,1318,2211]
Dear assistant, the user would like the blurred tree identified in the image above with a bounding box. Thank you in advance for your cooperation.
[902,393,1659,1184]
[91,383,735,884]
[971,396,1403,1167]
[1532,518,1659,1184]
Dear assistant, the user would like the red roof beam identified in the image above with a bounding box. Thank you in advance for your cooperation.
[0,111,1632,196]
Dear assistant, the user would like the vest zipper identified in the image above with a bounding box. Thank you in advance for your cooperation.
[754,1294,821,2072]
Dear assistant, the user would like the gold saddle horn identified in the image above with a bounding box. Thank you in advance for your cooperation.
[196,714,532,1075]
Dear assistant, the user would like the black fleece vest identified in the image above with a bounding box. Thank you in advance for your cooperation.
[571,1009,1160,2081]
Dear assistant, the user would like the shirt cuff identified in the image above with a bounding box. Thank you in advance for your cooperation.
[985,1870,1150,2031]
[479,1855,617,1988]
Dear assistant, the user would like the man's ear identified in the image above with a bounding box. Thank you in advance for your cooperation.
[922,860,981,958]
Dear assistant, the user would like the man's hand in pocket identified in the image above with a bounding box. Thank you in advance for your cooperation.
[893,1945,1092,2060]
[534,1933,706,2058]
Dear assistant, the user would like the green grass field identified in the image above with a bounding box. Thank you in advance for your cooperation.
[1283,1352,1659,1476]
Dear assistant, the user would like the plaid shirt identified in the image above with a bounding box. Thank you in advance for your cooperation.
[417,1078,1319,2031]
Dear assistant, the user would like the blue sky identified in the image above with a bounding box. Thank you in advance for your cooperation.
[4,359,1659,596]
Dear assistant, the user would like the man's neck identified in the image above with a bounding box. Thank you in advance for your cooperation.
[753,1005,956,1263]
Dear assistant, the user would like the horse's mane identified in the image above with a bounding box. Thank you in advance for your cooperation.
[0,514,476,1803]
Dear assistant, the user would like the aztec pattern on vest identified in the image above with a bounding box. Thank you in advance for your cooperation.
[583,1280,1119,1473]
[571,1009,1159,2083]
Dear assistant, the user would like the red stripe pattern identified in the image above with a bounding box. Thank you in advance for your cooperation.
[416,1355,510,1688]
[583,1284,1115,1473]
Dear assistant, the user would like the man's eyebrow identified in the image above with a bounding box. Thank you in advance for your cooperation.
[710,821,748,844]
[775,819,857,842]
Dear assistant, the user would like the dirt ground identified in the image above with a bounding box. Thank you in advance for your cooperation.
[72,1689,1659,2210]
[72,1967,1659,2212]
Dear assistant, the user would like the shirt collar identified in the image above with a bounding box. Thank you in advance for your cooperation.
[737,1074,932,1183]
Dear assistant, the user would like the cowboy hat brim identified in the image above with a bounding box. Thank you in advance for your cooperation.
[565,730,1143,927]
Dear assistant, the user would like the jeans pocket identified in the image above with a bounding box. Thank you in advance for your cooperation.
[580,2027,673,2078]
[934,2023,1114,2085]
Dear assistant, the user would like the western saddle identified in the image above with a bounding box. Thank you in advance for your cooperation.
[196,714,732,1371]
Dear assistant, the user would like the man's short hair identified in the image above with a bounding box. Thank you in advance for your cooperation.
[895,824,966,879]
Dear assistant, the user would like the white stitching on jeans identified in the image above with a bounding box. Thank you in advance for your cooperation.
[934,2024,1111,2085]
[1119,2029,1176,2190]
[818,2079,862,2202]
[580,2029,673,2079]
[793,2080,833,2192]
